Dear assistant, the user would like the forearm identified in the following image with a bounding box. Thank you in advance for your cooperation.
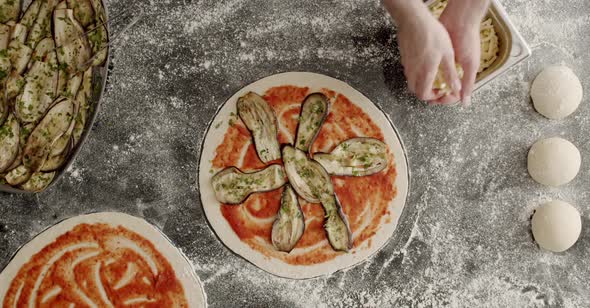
[382,0,431,28]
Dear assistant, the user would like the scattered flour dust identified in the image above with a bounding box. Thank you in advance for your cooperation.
[65,165,84,183]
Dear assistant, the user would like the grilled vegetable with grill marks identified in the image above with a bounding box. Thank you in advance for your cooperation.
[212,164,287,204]
[0,23,10,49]
[53,6,92,74]
[0,114,19,172]
[271,185,305,252]
[67,0,95,27]
[7,24,33,75]
[237,92,281,163]
[295,93,329,153]
[22,98,74,172]
[0,88,7,126]
[20,0,41,28]
[321,193,352,251]
[283,145,331,203]
[28,0,59,47]
[15,52,59,123]
[0,0,21,23]
[41,138,72,172]
[313,138,388,176]
[20,171,55,192]
[5,165,30,185]
[282,145,352,251]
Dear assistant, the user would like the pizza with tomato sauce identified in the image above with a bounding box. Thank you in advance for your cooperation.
[199,72,409,279]
[0,213,206,307]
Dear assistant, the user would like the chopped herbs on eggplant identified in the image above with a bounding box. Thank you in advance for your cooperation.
[271,185,305,252]
[282,145,332,203]
[314,137,388,176]
[22,98,74,172]
[0,114,19,172]
[237,92,281,163]
[211,164,287,204]
[295,93,329,153]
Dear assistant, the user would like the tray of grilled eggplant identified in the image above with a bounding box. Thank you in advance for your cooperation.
[0,0,109,193]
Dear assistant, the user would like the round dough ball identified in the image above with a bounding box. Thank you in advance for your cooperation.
[531,200,582,252]
[531,66,583,120]
[528,137,581,187]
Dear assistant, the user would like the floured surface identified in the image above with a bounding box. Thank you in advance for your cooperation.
[0,0,589,306]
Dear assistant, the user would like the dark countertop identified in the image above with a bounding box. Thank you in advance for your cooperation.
[1,0,589,306]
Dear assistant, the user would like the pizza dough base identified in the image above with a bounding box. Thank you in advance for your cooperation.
[0,212,207,308]
[531,66,583,120]
[527,137,580,187]
[198,72,409,279]
[531,200,582,252]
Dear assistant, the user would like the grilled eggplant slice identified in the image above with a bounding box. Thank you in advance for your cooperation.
[211,164,287,204]
[51,94,79,157]
[41,138,71,172]
[5,72,24,99]
[67,0,95,27]
[87,0,108,66]
[0,0,20,23]
[88,22,108,67]
[20,171,55,192]
[22,98,74,172]
[50,72,82,156]
[0,114,19,172]
[29,37,55,63]
[282,146,352,251]
[321,193,352,251]
[237,92,281,163]
[295,93,329,152]
[0,87,7,126]
[5,164,30,185]
[72,68,91,146]
[15,54,59,123]
[20,0,42,28]
[6,123,34,172]
[5,145,21,171]
[283,145,332,203]
[313,138,388,176]
[0,23,10,50]
[53,7,92,74]
[27,0,59,47]
[271,184,305,252]
[7,24,33,75]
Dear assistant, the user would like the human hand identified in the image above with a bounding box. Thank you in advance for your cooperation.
[439,0,490,106]
[395,5,461,102]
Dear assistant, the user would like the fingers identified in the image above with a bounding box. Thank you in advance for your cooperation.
[413,58,440,101]
[459,58,478,106]
[428,93,460,106]
[440,53,461,97]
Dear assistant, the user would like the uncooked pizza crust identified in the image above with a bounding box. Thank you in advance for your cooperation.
[0,212,207,307]
[198,72,409,279]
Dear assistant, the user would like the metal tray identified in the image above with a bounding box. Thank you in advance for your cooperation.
[0,0,111,194]
[426,0,531,92]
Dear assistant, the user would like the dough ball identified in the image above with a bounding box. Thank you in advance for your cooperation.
[531,66,583,120]
[531,200,582,252]
[527,137,580,187]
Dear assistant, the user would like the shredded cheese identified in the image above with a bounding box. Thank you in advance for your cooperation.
[430,0,500,73]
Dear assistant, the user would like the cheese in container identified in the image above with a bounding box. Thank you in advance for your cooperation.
[427,0,531,98]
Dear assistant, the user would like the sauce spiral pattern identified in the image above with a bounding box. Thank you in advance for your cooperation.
[3,223,188,308]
